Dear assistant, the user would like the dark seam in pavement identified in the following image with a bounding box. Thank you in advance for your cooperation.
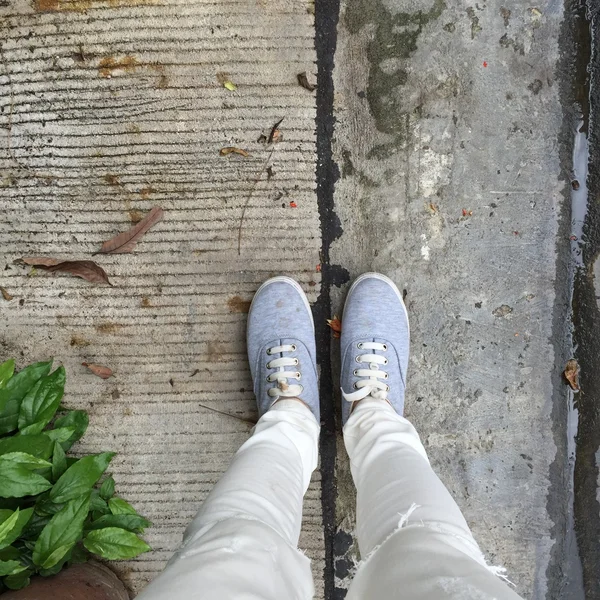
[572,1,600,599]
[549,0,588,597]
[315,0,348,597]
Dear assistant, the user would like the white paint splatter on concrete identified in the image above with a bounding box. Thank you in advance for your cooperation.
[420,234,430,261]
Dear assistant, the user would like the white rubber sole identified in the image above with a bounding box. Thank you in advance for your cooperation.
[344,272,410,338]
[249,276,315,333]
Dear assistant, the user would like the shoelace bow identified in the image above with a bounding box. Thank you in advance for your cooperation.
[266,344,303,398]
[342,341,390,403]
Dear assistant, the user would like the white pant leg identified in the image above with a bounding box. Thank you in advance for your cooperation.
[136,400,320,600]
[344,399,525,600]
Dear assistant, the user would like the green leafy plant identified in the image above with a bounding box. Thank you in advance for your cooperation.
[0,359,151,592]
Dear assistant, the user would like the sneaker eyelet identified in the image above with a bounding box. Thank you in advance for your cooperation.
[291,344,297,351]
[296,372,301,379]
[353,382,359,390]
[266,362,272,369]
[353,369,358,376]
[266,375,272,383]
[383,358,389,365]
[357,342,363,349]
[294,358,299,366]
[385,385,390,392]
[383,373,389,379]
[382,344,388,351]
[355,356,362,363]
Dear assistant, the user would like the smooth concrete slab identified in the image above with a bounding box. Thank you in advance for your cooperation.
[0,0,322,595]
[330,0,568,598]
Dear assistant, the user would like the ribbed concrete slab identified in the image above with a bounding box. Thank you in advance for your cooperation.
[0,0,322,595]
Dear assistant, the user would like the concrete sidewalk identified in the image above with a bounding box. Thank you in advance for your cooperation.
[0,0,583,598]
[0,0,322,595]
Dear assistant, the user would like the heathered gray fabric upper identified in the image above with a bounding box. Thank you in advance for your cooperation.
[247,277,319,421]
[340,273,410,424]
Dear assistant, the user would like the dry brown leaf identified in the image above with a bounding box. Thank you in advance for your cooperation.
[268,118,284,144]
[297,72,317,92]
[0,286,13,301]
[21,258,111,285]
[219,147,249,157]
[82,362,113,379]
[564,359,580,391]
[21,257,60,267]
[327,315,342,338]
[97,206,164,254]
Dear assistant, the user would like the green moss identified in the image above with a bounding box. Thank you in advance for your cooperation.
[345,0,446,144]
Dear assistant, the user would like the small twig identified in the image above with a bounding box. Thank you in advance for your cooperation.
[238,147,275,255]
[197,402,256,426]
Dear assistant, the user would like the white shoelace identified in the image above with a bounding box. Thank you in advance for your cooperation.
[342,341,390,403]
[266,344,304,398]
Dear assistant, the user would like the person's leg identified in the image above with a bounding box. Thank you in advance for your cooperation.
[137,277,320,600]
[340,273,524,600]
[344,400,523,600]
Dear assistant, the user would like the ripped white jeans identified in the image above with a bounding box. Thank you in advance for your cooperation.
[136,399,525,600]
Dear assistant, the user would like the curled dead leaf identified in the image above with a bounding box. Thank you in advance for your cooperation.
[564,359,580,392]
[82,362,113,379]
[297,71,317,92]
[268,118,284,144]
[0,286,13,301]
[21,258,111,285]
[97,206,164,254]
[220,147,249,157]
[327,315,342,339]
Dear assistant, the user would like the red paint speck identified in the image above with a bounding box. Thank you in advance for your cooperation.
[290,201,297,208]
[483,61,488,67]
[316,264,322,273]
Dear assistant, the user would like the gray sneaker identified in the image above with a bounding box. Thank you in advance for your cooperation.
[247,276,319,422]
[340,273,410,424]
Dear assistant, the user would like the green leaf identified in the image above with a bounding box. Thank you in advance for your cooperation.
[51,442,67,482]
[0,547,20,561]
[51,452,115,503]
[88,514,151,534]
[90,490,110,515]
[83,527,150,560]
[0,453,51,470]
[0,434,53,460]
[53,410,89,451]
[100,476,115,501]
[4,568,31,589]
[0,511,20,546]
[44,427,76,444]
[0,508,33,550]
[21,513,50,540]
[34,493,64,517]
[0,560,24,576]
[0,360,15,389]
[69,544,88,565]
[108,497,137,516]
[0,360,52,435]
[0,454,52,498]
[33,494,90,569]
[18,367,65,434]
[40,544,71,570]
